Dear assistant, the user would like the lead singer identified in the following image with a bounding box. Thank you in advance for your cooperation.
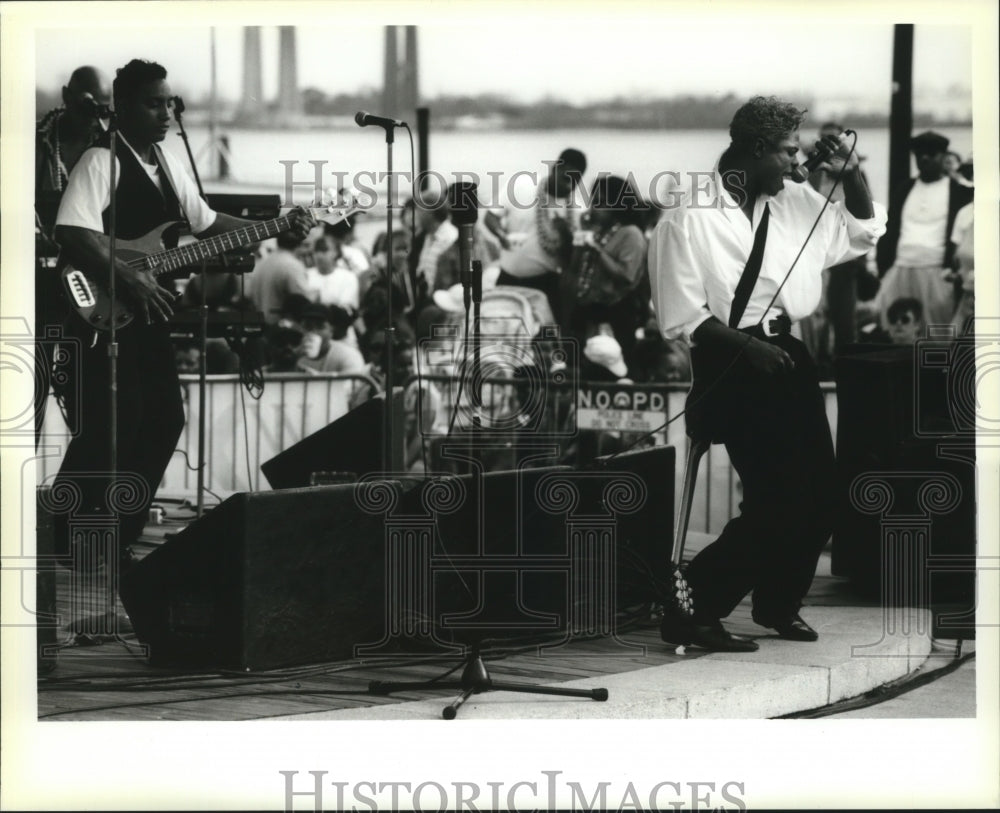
[648,96,886,651]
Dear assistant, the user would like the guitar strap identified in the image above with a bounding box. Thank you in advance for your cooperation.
[152,143,190,231]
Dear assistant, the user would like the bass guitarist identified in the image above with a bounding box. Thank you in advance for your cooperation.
[52,58,312,572]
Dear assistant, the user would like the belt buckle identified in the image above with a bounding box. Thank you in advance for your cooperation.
[762,318,780,338]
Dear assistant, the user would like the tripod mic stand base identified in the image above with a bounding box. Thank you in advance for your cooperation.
[368,644,609,720]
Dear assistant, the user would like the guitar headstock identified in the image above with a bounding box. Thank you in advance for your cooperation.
[310,189,364,229]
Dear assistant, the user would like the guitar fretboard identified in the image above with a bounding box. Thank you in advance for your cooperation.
[131,214,298,275]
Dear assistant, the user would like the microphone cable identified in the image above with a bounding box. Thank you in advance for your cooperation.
[600,130,860,464]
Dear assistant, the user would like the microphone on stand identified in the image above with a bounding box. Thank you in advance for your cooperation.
[449,182,479,311]
[79,92,113,120]
[355,110,406,129]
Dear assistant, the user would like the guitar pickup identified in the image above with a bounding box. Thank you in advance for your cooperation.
[65,270,96,308]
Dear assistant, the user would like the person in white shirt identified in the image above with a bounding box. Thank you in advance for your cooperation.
[649,95,886,651]
[491,148,587,322]
[874,131,974,328]
[305,234,361,311]
[294,303,366,375]
[52,59,311,573]
[413,193,458,305]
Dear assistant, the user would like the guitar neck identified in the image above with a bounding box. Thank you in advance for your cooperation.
[149,214,298,276]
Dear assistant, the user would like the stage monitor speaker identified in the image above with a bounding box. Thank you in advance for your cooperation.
[119,483,396,669]
[593,444,675,603]
[424,447,674,631]
[261,393,402,489]
[832,346,975,638]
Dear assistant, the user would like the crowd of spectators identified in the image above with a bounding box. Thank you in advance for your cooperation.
[170,130,974,395]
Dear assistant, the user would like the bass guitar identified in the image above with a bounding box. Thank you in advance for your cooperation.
[60,202,361,330]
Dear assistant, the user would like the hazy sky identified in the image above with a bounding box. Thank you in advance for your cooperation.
[33,13,971,106]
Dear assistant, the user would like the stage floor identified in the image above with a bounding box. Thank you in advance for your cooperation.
[36,510,884,722]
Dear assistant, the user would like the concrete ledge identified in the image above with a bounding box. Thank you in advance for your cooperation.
[270,606,934,721]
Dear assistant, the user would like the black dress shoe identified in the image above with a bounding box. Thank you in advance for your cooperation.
[754,612,818,642]
[661,615,759,652]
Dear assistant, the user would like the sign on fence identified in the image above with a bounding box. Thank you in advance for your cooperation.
[576,384,667,437]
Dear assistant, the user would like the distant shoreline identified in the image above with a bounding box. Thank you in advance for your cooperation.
[179,114,975,132]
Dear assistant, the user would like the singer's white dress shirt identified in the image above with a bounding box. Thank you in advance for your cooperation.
[648,169,886,342]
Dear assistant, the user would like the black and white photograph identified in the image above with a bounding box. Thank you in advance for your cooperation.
[2,0,998,809]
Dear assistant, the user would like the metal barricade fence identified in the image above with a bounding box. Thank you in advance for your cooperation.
[401,373,838,536]
[38,373,837,535]
[37,372,380,496]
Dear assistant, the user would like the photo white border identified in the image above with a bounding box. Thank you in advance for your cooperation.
[3,1,998,809]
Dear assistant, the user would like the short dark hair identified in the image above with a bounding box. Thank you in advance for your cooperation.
[729,95,807,154]
[887,297,923,323]
[590,174,647,228]
[558,148,587,175]
[113,59,167,106]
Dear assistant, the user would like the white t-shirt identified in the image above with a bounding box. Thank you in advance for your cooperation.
[895,177,950,268]
[56,134,216,235]
[305,266,360,310]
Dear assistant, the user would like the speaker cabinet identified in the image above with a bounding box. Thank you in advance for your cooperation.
[261,392,403,489]
[833,346,976,638]
[119,483,397,669]
[424,447,674,633]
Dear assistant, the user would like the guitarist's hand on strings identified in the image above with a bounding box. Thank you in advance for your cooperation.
[117,262,175,323]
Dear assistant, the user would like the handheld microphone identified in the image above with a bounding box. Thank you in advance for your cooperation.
[791,131,853,183]
[449,182,479,310]
[79,92,113,120]
[354,110,405,129]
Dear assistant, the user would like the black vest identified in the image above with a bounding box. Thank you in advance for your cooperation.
[98,133,183,241]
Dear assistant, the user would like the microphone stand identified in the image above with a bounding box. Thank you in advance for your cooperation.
[380,126,397,472]
[173,97,212,516]
[106,111,120,566]
[467,259,484,480]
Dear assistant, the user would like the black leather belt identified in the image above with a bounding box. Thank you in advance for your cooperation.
[740,313,792,339]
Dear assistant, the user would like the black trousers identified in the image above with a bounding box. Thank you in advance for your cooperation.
[52,318,185,558]
[684,334,836,622]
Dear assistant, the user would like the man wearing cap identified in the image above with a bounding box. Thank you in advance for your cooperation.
[649,96,886,652]
[875,130,974,327]
[295,302,366,375]
[491,148,587,322]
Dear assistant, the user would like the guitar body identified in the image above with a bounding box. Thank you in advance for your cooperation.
[60,221,185,331]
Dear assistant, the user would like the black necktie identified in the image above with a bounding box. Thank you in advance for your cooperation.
[728,202,770,328]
